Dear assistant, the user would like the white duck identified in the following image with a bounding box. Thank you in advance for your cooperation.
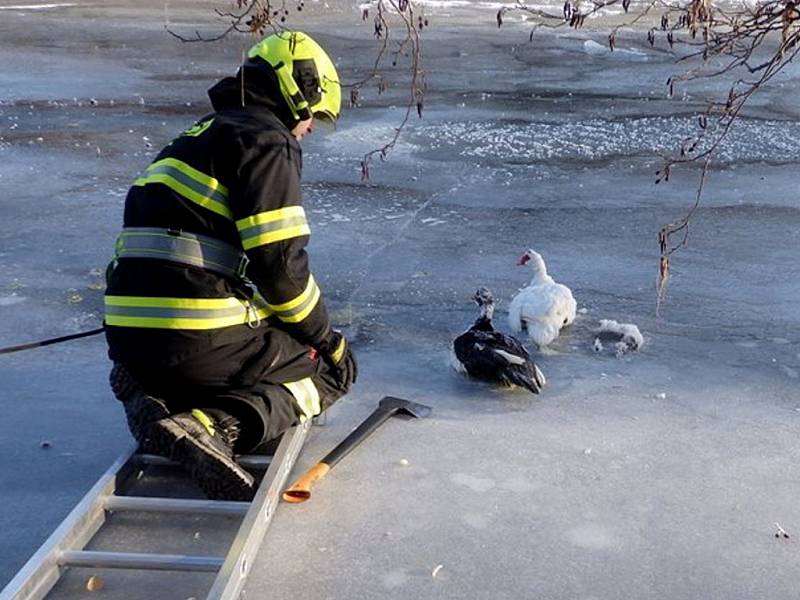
[508,249,577,348]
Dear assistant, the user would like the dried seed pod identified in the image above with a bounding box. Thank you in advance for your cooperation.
[86,576,105,592]
[608,32,616,51]
[349,87,360,108]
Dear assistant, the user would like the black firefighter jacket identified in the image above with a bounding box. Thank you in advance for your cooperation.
[105,76,332,391]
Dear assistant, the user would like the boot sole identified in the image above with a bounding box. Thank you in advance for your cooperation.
[142,418,255,501]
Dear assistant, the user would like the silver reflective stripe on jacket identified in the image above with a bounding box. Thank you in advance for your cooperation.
[114,227,249,280]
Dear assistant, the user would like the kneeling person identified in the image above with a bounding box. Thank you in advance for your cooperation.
[104,31,357,501]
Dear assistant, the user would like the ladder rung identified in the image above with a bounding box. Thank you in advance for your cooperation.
[105,495,249,515]
[135,453,271,470]
[58,550,223,572]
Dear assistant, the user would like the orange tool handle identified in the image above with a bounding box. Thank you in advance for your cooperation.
[282,462,331,503]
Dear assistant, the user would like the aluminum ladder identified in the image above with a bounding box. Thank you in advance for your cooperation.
[0,421,309,600]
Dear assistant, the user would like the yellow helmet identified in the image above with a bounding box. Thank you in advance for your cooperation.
[247,31,341,125]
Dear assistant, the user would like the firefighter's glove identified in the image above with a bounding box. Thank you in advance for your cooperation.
[319,330,358,392]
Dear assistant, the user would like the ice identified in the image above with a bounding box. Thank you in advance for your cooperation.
[2,2,800,598]
[0,3,77,10]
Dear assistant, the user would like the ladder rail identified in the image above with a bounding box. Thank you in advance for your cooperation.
[0,444,139,600]
[206,421,310,600]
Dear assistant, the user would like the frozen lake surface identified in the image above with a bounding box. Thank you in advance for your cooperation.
[0,0,799,597]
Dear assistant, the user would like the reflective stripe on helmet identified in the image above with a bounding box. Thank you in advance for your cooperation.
[273,61,313,122]
[247,31,341,123]
[114,227,249,280]
[282,377,321,422]
[265,274,320,324]
[134,158,232,220]
[235,206,310,250]
[104,295,271,330]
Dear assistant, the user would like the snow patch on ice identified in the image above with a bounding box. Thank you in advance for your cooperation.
[736,340,760,348]
[567,523,619,550]
[450,472,496,493]
[499,476,540,494]
[583,40,609,55]
[0,295,26,306]
[425,117,800,164]
[0,3,76,10]
[381,569,409,589]
[462,512,491,529]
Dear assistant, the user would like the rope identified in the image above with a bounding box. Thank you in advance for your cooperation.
[0,327,105,355]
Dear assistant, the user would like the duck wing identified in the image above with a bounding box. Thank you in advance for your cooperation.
[486,332,546,394]
[454,330,546,394]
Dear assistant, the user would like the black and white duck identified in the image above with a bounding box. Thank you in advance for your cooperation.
[453,287,546,394]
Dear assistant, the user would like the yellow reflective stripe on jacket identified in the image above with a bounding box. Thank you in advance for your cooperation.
[104,295,271,330]
[235,206,311,251]
[134,158,232,220]
[282,377,321,422]
[265,275,320,324]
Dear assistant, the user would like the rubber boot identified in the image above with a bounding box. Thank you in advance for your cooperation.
[109,363,170,443]
[141,409,255,501]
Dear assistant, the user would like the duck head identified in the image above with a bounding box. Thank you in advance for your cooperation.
[472,286,495,320]
[517,248,549,282]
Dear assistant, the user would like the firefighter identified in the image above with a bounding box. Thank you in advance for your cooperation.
[105,31,357,501]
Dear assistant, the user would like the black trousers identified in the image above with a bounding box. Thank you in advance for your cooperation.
[120,326,344,453]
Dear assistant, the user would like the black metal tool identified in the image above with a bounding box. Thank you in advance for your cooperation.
[282,396,432,503]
